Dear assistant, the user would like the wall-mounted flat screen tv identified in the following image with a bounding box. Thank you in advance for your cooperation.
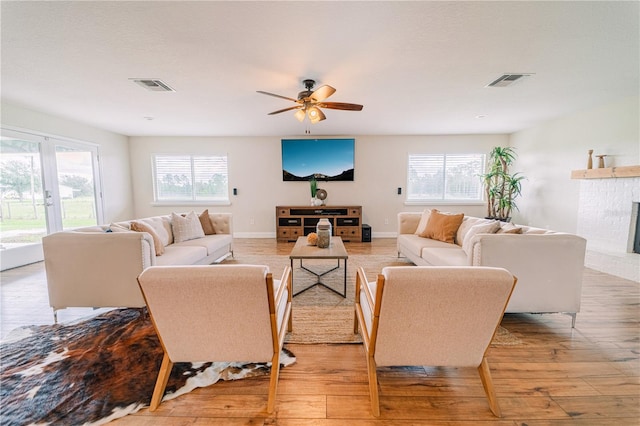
[281,138,355,181]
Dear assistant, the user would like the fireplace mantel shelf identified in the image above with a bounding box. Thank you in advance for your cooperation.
[571,165,640,179]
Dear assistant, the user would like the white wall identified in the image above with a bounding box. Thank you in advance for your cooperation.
[509,96,640,280]
[509,96,640,233]
[129,134,507,237]
[1,102,134,222]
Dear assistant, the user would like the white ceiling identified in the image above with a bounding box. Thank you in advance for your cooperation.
[1,1,638,137]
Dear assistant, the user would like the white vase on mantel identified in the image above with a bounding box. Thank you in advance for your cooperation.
[311,197,323,206]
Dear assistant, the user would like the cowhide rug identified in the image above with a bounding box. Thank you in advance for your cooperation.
[0,308,295,426]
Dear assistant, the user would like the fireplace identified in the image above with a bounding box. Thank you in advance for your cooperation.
[633,202,640,254]
[576,175,640,281]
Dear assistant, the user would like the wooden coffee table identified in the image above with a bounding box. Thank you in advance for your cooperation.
[289,236,348,298]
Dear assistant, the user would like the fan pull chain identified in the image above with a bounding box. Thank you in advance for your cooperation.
[305,122,311,134]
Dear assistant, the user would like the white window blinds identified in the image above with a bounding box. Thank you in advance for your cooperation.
[407,154,485,201]
[153,154,228,202]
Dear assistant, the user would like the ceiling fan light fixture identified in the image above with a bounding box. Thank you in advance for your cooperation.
[294,109,306,122]
[258,79,362,124]
[308,106,325,124]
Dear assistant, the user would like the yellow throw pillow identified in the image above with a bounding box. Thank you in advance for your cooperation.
[421,209,465,244]
[131,221,165,256]
[199,209,216,235]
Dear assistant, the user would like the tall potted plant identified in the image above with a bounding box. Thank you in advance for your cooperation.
[482,146,525,221]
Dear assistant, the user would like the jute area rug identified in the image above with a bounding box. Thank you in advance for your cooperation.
[222,253,412,344]
[221,253,522,346]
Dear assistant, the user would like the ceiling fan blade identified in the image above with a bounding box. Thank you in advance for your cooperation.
[256,90,299,103]
[268,105,302,115]
[310,85,336,102]
[318,102,363,111]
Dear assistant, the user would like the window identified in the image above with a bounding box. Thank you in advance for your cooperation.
[407,154,485,202]
[153,154,228,202]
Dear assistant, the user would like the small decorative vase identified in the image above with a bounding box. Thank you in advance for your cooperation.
[316,218,332,248]
[587,149,593,169]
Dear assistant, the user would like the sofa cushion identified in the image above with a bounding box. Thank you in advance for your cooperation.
[414,209,431,235]
[199,209,216,235]
[420,247,470,266]
[171,211,205,243]
[462,220,500,255]
[420,209,464,244]
[172,234,233,256]
[523,228,551,234]
[155,245,208,266]
[75,226,107,233]
[399,233,457,255]
[131,221,165,256]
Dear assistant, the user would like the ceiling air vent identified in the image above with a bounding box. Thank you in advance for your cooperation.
[130,79,175,92]
[486,73,533,88]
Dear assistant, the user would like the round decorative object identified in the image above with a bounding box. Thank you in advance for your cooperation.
[307,232,318,246]
[316,189,327,201]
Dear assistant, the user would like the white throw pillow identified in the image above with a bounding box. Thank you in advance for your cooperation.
[414,209,432,235]
[141,217,171,246]
[171,211,205,243]
[462,220,500,255]
[109,223,131,233]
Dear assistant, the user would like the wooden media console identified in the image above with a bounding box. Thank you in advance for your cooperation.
[276,206,362,242]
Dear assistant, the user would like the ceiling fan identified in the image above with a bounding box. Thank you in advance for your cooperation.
[257,79,363,124]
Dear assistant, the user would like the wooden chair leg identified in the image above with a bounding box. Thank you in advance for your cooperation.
[366,355,381,417]
[477,357,502,417]
[267,351,281,413]
[150,352,173,411]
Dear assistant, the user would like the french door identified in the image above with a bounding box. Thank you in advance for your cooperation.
[0,128,104,270]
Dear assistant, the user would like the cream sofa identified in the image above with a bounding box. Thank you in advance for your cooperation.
[42,212,233,319]
[397,211,587,326]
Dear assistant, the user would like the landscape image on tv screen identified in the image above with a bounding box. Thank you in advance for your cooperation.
[282,138,355,181]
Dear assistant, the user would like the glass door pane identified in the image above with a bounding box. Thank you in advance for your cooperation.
[1,129,103,270]
[0,137,47,269]
[55,146,98,230]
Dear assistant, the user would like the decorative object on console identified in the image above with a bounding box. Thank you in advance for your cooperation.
[587,149,593,169]
[316,218,332,248]
[481,146,526,222]
[315,188,327,205]
[310,176,317,198]
[596,154,607,168]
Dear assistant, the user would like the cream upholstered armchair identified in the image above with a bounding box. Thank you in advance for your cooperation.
[137,264,292,413]
[354,266,517,417]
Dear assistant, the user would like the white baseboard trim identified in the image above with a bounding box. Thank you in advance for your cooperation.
[233,232,398,239]
[234,232,277,239]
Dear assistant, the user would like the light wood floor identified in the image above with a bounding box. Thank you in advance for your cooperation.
[1,238,639,425]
